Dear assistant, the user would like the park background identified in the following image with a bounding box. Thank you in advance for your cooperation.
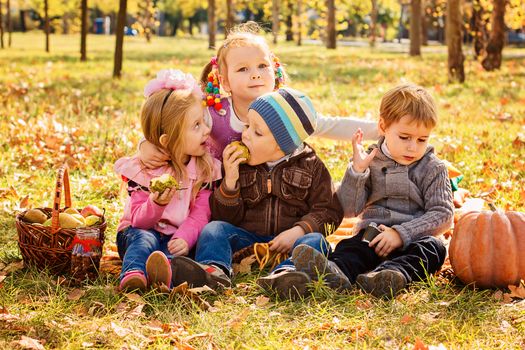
[0,0,525,349]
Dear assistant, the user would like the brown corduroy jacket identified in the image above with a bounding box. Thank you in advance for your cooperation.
[211,144,343,237]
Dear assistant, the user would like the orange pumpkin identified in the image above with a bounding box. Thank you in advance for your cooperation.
[449,210,525,288]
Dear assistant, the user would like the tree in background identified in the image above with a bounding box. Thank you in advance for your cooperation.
[207,0,215,48]
[113,0,126,78]
[447,0,464,82]
[7,0,11,47]
[225,0,234,36]
[421,0,427,45]
[296,0,302,46]
[80,0,87,61]
[0,0,4,49]
[409,0,421,56]
[326,0,336,49]
[136,0,155,42]
[370,0,378,47]
[481,0,505,71]
[44,0,49,52]
[272,0,279,44]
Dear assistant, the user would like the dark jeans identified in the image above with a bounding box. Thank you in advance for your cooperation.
[329,230,446,284]
[196,221,331,275]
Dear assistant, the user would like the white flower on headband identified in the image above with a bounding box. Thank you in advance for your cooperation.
[143,69,200,98]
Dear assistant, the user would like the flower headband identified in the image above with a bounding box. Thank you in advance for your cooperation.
[144,69,201,98]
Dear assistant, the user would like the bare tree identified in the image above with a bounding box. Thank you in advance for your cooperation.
[296,0,302,46]
[208,0,216,49]
[80,0,88,61]
[326,0,336,49]
[272,0,279,44]
[472,0,488,59]
[7,0,11,47]
[447,0,465,82]
[409,0,421,56]
[44,0,49,52]
[481,0,505,71]
[113,0,127,78]
[225,0,234,37]
[370,0,378,47]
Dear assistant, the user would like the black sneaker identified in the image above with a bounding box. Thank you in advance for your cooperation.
[257,270,311,300]
[171,256,231,290]
[356,269,407,298]
[292,244,351,290]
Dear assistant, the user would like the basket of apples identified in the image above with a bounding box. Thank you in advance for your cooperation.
[15,164,107,275]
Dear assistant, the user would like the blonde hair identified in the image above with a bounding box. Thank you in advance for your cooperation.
[199,22,287,90]
[141,89,215,200]
[379,83,437,129]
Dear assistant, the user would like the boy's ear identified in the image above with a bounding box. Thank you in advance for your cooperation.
[378,118,387,136]
[219,74,230,93]
[159,134,169,148]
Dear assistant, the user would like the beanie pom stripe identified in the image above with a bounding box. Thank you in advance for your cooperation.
[278,89,315,135]
[268,94,307,142]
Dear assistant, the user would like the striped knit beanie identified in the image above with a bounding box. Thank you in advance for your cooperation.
[249,88,317,155]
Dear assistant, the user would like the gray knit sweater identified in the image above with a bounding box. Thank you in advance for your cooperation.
[336,137,454,250]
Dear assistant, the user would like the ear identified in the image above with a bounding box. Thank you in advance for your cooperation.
[219,74,230,94]
[159,134,169,148]
[378,118,387,136]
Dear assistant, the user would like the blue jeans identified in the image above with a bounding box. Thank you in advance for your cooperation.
[116,226,173,280]
[195,221,331,275]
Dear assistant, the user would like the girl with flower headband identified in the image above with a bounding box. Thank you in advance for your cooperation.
[139,22,378,167]
[114,69,222,292]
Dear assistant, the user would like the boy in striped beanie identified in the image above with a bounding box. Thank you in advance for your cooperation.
[170,88,343,299]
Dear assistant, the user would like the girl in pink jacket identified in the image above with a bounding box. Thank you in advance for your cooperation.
[114,69,221,292]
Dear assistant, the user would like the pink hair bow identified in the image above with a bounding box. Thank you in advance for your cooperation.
[143,69,200,98]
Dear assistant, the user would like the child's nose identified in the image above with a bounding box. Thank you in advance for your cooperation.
[251,74,261,80]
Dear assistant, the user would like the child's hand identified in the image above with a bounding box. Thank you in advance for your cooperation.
[168,237,189,256]
[270,226,306,254]
[139,140,171,169]
[150,187,177,206]
[351,128,378,173]
[368,225,403,257]
[222,143,247,191]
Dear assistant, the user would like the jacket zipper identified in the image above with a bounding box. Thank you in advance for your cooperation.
[266,171,273,235]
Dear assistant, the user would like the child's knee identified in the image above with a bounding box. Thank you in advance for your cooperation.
[299,232,330,253]
[200,221,232,240]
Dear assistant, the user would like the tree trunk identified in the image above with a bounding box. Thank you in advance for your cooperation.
[296,0,302,46]
[370,0,378,47]
[7,0,11,47]
[113,0,127,78]
[285,0,293,41]
[208,0,216,49]
[326,0,336,49]
[472,0,486,59]
[409,0,421,56]
[481,0,505,71]
[44,0,49,52]
[272,0,279,44]
[0,1,4,49]
[446,0,464,82]
[225,0,234,37]
[421,0,428,46]
[80,0,88,61]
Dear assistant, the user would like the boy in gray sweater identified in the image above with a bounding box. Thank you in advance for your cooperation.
[292,83,454,298]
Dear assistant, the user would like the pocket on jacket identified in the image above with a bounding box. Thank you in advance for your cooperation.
[239,169,261,204]
[281,167,313,201]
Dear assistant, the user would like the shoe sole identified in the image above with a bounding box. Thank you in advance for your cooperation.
[257,271,310,300]
[356,270,406,298]
[146,251,172,289]
[292,244,351,290]
[171,256,231,289]
[120,275,147,292]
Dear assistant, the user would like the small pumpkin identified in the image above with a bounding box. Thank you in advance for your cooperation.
[449,210,525,288]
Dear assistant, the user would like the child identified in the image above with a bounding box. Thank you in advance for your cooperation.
[169,87,344,299]
[139,22,378,166]
[114,69,221,291]
[292,83,454,298]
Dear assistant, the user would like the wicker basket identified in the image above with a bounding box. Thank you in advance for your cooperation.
[15,165,106,275]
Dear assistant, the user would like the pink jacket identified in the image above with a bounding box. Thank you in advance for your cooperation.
[114,156,222,248]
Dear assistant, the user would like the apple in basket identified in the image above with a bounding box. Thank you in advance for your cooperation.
[81,204,103,218]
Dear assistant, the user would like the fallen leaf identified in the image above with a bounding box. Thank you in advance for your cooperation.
[67,288,86,301]
[188,285,216,294]
[126,304,145,319]
[506,280,525,300]
[13,336,45,350]
[413,338,429,350]
[226,309,250,330]
[19,195,30,209]
[125,293,145,304]
[400,314,414,324]
[3,261,24,274]
[255,295,270,307]
[111,322,132,337]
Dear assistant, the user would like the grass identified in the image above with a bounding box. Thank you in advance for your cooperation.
[0,32,524,349]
